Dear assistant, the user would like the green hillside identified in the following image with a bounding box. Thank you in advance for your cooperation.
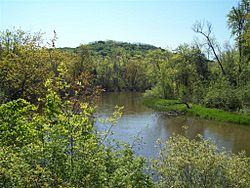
[58,40,162,57]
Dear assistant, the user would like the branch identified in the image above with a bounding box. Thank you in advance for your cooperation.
[193,21,226,75]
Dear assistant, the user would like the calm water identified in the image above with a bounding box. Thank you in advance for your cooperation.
[95,92,250,158]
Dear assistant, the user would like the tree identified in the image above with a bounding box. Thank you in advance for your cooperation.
[146,49,174,99]
[0,29,52,103]
[0,91,154,187]
[193,21,226,76]
[227,0,250,75]
[125,55,151,91]
[173,44,210,103]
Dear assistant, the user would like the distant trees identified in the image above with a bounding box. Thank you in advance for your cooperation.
[93,42,157,92]
[125,55,150,91]
[88,40,158,57]
[77,32,249,112]
[172,45,210,103]
[0,0,249,111]
[146,49,174,99]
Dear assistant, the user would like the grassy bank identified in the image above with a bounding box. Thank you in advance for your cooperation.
[143,97,250,125]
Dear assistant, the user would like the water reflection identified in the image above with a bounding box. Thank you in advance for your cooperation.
[96,92,250,157]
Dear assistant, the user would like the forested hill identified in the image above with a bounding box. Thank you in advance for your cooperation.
[58,40,162,57]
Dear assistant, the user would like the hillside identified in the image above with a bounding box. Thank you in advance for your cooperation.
[58,40,162,57]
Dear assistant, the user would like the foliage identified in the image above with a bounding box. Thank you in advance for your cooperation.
[0,29,104,106]
[146,49,175,99]
[0,99,37,147]
[51,14,250,113]
[86,40,159,57]
[2,1,249,111]
[153,135,250,187]
[58,40,160,92]
[0,91,154,187]
[0,29,52,103]
[1,93,249,187]
[143,0,250,112]
[204,79,242,111]
[227,0,250,70]
[1,1,250,186]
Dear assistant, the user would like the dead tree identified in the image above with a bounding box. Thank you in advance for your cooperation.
[193,21,226,76]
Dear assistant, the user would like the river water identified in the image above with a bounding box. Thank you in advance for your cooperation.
[95,92,250,158]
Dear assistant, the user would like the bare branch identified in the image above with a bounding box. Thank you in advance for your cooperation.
[193,21,226,75]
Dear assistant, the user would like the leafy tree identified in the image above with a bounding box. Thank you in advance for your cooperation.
[146,49,174,99]
[173,44,209,101]
[204,78,242,110]
[125,55,151,91]
[0,29,52,103]
[0,90,154,187]
[227,0,250,75]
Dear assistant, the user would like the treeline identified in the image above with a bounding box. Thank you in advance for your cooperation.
[1,0,249,113]
[59,40,163,92]
[59,40,159,56]
[56,0,250,113]
[1,27,250,112]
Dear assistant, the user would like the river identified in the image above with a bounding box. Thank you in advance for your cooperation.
[95,92,250,158]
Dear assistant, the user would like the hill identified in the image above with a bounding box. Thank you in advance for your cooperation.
[58,40,163,57]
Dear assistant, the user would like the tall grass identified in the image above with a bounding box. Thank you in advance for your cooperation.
[143,97,250,125]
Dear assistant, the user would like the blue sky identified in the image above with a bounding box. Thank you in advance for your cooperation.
[0,0,239,49]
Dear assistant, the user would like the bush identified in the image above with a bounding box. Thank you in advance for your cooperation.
[0,91,154,187]
[238,81,250,114]
[204,79,242,111]
[144,82,174,99]
[153,135,250,188]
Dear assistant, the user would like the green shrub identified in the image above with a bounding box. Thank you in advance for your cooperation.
[153,135,250,188]
[0,99,37,147]
[144,84,164,99]
[0,92,154,187]
[204,79,242,111]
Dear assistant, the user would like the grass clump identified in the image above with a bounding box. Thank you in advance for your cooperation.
[143,97,250,125]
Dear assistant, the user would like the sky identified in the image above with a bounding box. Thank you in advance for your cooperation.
[0,0,240,49]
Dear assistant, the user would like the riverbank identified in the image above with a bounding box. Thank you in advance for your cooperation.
[143,97,250,125]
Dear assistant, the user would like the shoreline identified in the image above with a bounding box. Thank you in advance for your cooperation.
[143,97,250,125]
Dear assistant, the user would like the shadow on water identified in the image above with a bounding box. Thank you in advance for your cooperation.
[95,92,250,158]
